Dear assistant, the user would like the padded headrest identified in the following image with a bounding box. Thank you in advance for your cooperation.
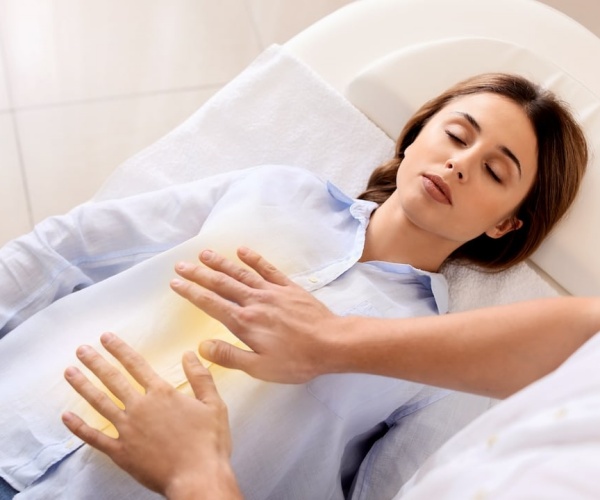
[345,37,600,296]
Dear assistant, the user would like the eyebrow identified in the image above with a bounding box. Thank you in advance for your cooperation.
[453,111,522,177]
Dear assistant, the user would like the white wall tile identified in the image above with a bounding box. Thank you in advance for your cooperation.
[248,0,354,47]
[0,113,31,245]
[0,0,262,107]
[536,0,600,38]
[16,88,218,222]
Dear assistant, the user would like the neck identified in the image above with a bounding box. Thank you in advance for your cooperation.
[360,197,460,272]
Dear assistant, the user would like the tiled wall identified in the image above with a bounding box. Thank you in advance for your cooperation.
[0,0,598,247]
[0,0,353,246]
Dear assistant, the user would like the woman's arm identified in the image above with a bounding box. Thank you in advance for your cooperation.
[0,170,245,337]
[62,333,242,500]
[170,247,600,399]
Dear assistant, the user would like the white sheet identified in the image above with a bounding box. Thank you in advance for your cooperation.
[398,331,600,499]
[95,45,393,200]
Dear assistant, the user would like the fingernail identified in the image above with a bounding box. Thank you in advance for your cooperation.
[64,366,78,378]
[176,261,189,271]
[200,250,214,262]
[171,278,183,288]
[76,345,91,357]
[184,351,198,363]
[200,341,215,358]
[238,246,249,256]
[100,332,114,344]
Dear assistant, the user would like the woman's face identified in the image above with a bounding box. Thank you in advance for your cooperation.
[395,92,538,245]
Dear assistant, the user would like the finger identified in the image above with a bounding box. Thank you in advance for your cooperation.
[181,351,221,404]
[199,340,259,376]
[236,247,293,287]
[75,344,138,405]
[199,249,285,289]
[99,333,161,390]
[64,365,123,421]
[62,410,119,456]
[170,275,246,333]
[175,261,257,305]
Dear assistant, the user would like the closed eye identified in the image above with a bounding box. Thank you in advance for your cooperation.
[445,130,466,146]
[486,164,502,183]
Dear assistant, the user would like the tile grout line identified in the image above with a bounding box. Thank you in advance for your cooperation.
[0,29,34,229]
[6,112,33,227]
[8,83,227,113]
[244,0,267,52]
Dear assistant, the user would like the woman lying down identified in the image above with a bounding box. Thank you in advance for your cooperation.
[0,73,591,499]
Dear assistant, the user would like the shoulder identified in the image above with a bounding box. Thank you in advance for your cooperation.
[234,165,330,200]
[244,164,326,185]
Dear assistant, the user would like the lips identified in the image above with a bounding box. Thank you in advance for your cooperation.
[422,174,453,205]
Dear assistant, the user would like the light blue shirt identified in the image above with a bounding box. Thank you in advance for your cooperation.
[0,165,448,499]
[0,166,447,337]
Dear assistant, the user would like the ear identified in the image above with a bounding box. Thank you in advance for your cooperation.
[485,217,523,239]
[401,143,412,158]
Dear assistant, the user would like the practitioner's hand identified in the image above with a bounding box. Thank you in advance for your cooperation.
[62,333,242,500]
[170,247,343,383]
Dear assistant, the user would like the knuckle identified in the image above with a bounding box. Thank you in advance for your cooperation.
[68,418,85,436]
[79,425,97,444]
[235,307,259,324]
[255,254,274,273]
[211,341,231,363]
[262,261,278,275]
[254,289,271,303]
[233,266,252,283]
[180,281,208,305]
[111,444,130,468]
[89,389,110,408]
[212,272,229,287]
[118,349,137,367]
[198,371,216,388]
[152,383,173,401]
[210,342,237,370]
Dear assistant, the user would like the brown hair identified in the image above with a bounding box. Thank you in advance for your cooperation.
[358,73,588,270]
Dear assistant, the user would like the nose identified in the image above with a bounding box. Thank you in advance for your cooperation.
[445,159,465,180]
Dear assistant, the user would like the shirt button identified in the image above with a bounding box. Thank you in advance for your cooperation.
[486,434,498,448]
[554,407,568,420]
[308,276,319,284]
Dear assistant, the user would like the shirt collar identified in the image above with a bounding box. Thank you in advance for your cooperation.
[421,271,449,314]
[326,180,449,314]
[326,180,378,221]
[366,261,449,314]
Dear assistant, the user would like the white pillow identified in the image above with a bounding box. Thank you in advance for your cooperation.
[345,37,600,296]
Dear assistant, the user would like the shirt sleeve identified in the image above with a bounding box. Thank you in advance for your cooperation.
[0,168,247,337]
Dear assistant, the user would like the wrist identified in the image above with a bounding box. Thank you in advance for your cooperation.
[323,315,376,375]
[166,460,242,500]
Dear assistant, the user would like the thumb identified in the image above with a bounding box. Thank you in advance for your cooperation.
[181,351,221,403]
[200,340,257,374]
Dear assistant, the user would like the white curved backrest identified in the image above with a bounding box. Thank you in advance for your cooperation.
[286,0,600,297]
[286,0,600,94]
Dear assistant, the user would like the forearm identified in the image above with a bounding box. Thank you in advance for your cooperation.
[0,179,222,336]
[171,249,600,396]
[330,296,600,398]
[0,230,93,336]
